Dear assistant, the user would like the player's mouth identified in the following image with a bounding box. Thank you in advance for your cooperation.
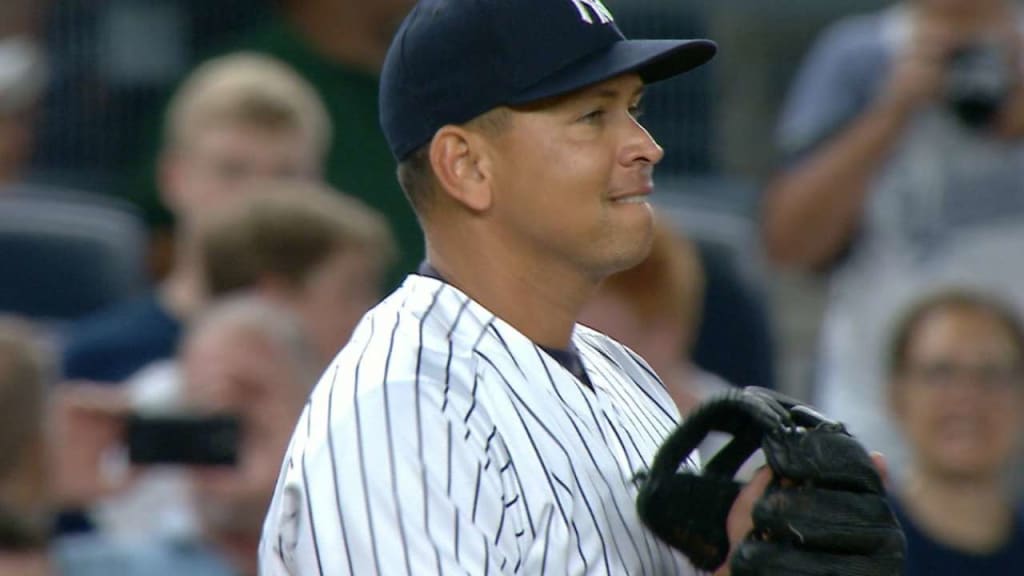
[610,183,653,204]
[613,195,648,205]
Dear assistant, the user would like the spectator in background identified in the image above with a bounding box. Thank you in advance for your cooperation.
[0,35,45,187]
[74,182,393,541]
[762,0,1024,479]
[61,52,330,384]
[579,216,719,415]
[690,240,776,392]
[212,0,422,282]
[56,296,319,576]
[0,317,52,576]
[124,180,393,411]
[886,289,1024,574]
[196,181,394,366]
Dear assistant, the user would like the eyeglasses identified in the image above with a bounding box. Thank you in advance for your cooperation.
[903,361,1024,394]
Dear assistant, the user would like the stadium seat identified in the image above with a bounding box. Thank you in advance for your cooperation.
[0,185,148,320]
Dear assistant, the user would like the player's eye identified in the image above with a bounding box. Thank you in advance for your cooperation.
[629,102,645,120]
[577,108,606,124]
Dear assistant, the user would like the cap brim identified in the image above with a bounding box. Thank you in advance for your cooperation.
[510,38,716,105]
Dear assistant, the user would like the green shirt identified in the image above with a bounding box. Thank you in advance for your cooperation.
[125,17,423,287]
[225,19,423,285]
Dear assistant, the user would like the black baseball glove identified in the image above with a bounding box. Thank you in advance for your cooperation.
[635,387,905,575]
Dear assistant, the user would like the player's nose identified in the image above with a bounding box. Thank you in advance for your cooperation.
[621,119,664,167]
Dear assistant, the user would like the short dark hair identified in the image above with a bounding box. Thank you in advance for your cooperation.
[395,108,512,216]
[396,145,434,215]
[887,288,1024,378]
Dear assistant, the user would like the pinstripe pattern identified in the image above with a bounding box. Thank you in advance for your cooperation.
[260,274,700,575]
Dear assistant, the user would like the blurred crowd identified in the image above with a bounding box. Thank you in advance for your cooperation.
[1,0,1023,574]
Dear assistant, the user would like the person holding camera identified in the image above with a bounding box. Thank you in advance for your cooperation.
[762,0,1024,484]
[52,295,318,576]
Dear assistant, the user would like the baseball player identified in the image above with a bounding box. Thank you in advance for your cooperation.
[260,1,904,575]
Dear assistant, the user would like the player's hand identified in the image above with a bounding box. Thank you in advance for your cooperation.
[711,467,773,576]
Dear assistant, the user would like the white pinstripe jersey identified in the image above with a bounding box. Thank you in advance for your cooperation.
[260,274,700,575]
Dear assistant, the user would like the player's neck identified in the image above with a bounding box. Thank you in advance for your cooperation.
[426,243,594,350]
[901,466,1013,553]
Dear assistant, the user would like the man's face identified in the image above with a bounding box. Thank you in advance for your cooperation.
[181,323,305,540]
[893,307,1024,481]
[290,249,384,365]
[483,74,663,282]
[163,123,320,224]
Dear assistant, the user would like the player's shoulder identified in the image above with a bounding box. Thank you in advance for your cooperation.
[365,274,496,352]
[323,275,486,371]
[309,274,501,426]
[574,324,664,389]
[574,324,680,423]
[575,324,652,368]
[572,323,620,354]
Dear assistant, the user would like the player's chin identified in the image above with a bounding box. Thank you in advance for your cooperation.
[599,218,656,274]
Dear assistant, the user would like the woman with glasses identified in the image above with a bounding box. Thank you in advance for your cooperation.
[887,288,1024,575]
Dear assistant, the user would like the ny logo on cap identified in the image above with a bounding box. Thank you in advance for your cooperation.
[570,0,614,25]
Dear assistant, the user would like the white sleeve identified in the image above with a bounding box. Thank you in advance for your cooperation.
[260,378,528,576]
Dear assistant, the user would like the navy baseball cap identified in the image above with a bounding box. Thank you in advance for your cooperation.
[380,0,717,160]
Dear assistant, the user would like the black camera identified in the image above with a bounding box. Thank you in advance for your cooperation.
[126,413,240,466]
[945,40,1014,129]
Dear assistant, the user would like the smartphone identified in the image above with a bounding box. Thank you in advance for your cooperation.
[126,413,240,466]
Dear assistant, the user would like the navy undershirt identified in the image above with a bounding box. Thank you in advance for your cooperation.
[415,262,594,389]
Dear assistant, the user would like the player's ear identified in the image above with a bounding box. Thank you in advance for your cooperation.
[429,125,494,213]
